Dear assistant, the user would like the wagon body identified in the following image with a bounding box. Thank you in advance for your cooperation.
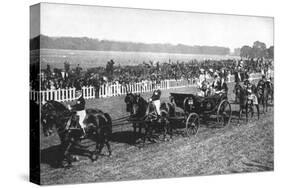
[170,92,227,115]
[169,92,232,136]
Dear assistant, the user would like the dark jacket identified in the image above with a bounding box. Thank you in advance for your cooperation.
[212,80,221,91]
[221,82,228,93]
[71,96,85,111]
[151,89,161,101]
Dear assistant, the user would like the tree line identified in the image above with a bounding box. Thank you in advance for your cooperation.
[30,35,230,55]
[239,41,274,59]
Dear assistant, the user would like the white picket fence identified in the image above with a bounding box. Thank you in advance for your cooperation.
[30,78,198,103]
[30,73,264,104]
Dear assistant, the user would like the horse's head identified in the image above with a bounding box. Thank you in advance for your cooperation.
[41,101,70,137]
[132,94,146,117]
[124,93,135,113]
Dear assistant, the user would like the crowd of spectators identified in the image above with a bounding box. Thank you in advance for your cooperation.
[30,57,273,91]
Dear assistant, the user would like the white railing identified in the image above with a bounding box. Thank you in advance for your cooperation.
[30,78,198,103]
[30,73,265,104]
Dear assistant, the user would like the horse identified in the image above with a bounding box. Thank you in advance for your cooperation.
[236,85,259,123]
[257,81,271,113]
[125,93,173,143]
[41,100,112,167]
[125,93,145,137]
[144,96,174,142]
[233,82,242,103]
[268,81,274,103]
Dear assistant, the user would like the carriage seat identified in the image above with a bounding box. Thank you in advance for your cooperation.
[195,93,226,104]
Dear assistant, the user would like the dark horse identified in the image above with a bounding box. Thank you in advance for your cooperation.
[235,84,260,123]
[124,93,173,143]
[257,80,273,113]
[233,82,242,103]
[125,93,144,136]
[41,100,112,167]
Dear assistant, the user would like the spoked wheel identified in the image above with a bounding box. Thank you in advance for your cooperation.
[217,100,232,126]
[185,113,200,136]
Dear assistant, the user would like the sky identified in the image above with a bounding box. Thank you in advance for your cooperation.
[31,3,274,51]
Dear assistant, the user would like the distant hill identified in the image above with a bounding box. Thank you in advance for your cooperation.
[30,35,230,55]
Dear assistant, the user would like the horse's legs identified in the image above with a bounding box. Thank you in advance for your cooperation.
[142,124,148,145]
[163,122,167,141]
[133,123,136,135]
[256,104,260,120]
[265,97,268,112]
[98,141,105,156]
[262,98,265,114]
[105,138,112,156]
[245,105,248,123]
[238,108,242,124]
[92,138,101,161]
[133,123,137,143]
[138,124,142,135]
[164,119,172,141]
[61,141,73,166]
[250,105,254,118]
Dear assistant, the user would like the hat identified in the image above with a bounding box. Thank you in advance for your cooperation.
[244,79,249,85]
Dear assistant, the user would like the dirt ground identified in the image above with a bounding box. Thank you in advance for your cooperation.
[39,82,274,185]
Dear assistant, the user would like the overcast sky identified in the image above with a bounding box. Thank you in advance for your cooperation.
[31,3,274,51]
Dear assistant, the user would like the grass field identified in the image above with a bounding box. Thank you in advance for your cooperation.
[40,82,274,185]
[35,49,238,69]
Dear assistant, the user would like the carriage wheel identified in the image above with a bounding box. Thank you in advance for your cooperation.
[185,113,200,136]
[217,100,232,126]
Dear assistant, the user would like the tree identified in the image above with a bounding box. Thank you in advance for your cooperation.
[252,41,267,58]
[267,46,274,59]
[233,48,241,56]
[240,45,252,58]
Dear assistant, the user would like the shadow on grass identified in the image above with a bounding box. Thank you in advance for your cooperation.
[242,161,273,171]
[110,131,140,145]
[40,142,94,168]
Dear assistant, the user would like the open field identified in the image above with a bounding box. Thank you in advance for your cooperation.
[32,49,239,69]
[40,82,274,185]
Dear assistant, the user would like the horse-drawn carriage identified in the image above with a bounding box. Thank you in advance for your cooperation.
[169,92,232,136]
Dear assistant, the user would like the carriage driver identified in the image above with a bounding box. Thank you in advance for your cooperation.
[211,73,228,95]
[149,89,161,116]
[211,73,221,93]
[68,88,86,137]
[258,75,266,87]
[197,78,210,97]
